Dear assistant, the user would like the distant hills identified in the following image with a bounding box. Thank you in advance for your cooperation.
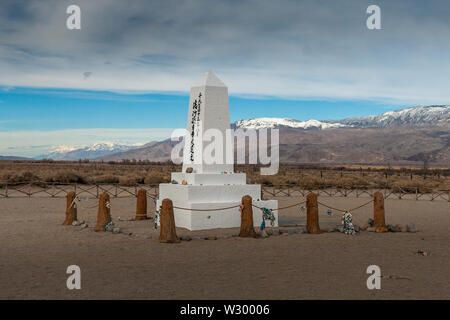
[3,105,449,165]
[98,105,449,165]
[98,127,449,165]
[334,105,449,128]
[34,142,143,161]
[0,156,31,160]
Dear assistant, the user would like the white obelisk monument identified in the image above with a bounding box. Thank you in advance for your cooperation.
[157,71,278,230]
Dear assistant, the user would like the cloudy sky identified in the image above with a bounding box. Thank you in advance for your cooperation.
[1,0,449,157]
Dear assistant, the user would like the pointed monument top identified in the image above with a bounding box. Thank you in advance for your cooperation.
[193,70,227,88]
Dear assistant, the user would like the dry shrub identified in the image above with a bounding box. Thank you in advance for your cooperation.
[119,175,145,186]
[144,171,169,184]
[47,171,86,184]
[0,161,448,191]
[5,171,40,183]
[92,175,120,184]
[333,177,370,189]
[391,180,440,194]
[372,178,389,189]
[300,178,330,190]
[260,177,274,186]
[440,180,450,191]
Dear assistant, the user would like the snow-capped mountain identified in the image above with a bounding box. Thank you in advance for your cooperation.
[36,142,143,160]
[233,106,449,130]
[337,105,450,128]
[233,118,347,130]
[22,105,450,164]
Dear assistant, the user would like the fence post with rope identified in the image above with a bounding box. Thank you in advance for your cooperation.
[94,193,111,232]
[239,195,257,238]
[158,198,180,243]
[306,193,321,234]
[135,189,147,221]
[373,191,387,230]
[62,191,77,226]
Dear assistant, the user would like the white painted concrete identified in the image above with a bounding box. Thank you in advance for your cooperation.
[158,71,278,231]
[182,71,233,174]
[171,172,246,185]
[159,183,261,203]
[156,198,278,230]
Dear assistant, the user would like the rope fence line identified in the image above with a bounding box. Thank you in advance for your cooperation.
[67,196,372,215]
[252,200,307,211]
[71,195,159,218]
[317,199,374,213]
[173,200,308,213]
[169,197,369,214]
[68,194,101,210]
[64,191,384,235]
[173,204,241,212]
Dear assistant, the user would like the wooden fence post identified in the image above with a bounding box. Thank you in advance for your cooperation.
[373,191,386,229]
[158,198,180,243]
[62,191,78,225]
[135,189,147,220]
[94,193,111,232]
[306,193,321,234]
[239,195,256,238]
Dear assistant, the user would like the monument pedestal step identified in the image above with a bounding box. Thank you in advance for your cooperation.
[159,183,262,202]
[171,172,246,185]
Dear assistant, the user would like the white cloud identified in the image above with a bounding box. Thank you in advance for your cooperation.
[1,1,450,104]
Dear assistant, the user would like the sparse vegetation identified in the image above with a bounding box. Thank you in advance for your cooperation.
[0,160,448,193]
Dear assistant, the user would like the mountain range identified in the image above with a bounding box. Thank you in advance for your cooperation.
[34,142,143,161]
[99,105,449,165]
[235,105,449,129]
[333,105,449,128]
[232,118,347,130]
[3,105,449,165]
[0,156,32,161]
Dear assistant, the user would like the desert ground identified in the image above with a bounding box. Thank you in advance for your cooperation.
[0,195,448,299]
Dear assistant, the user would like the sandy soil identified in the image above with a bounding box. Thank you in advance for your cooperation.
[0,195,448,299]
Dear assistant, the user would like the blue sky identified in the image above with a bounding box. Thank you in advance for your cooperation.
[1,0,449,157]
[0,87,402,132]
[0,85,409,157]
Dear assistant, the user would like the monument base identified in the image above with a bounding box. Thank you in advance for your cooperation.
[156,199,278,230]
[157,182,278,231]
